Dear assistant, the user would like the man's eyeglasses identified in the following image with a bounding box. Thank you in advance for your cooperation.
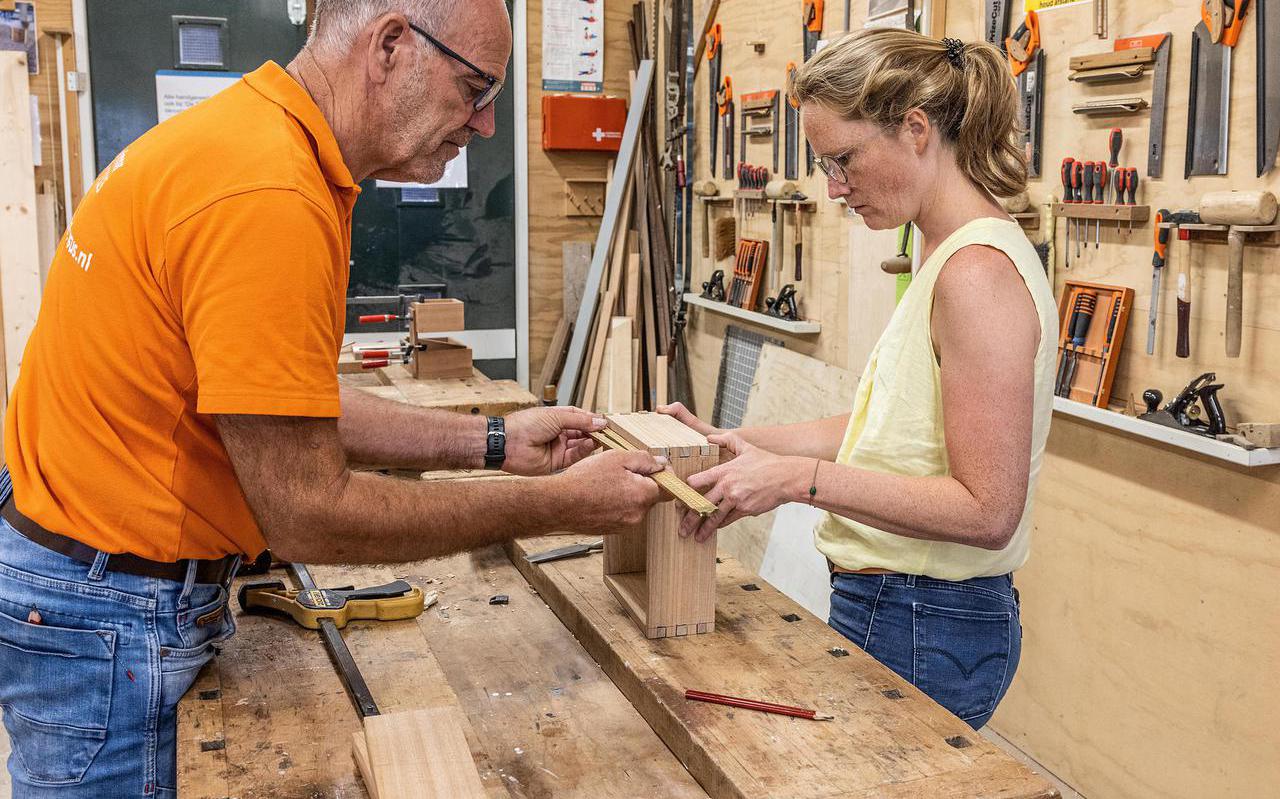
[409,23,504,112]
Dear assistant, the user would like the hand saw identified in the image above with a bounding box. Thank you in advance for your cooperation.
[802,0,823,175]
[718,76,734,180]
[1259,0,1280,175]
[983,0,1011,47]
[1017,49,1045,178]
[1006,11,1041,78]
[785,62,799,180]
[1186,0,1252,176]
[706,24,722,178]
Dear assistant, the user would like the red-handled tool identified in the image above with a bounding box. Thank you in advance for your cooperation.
[361,359,390,370]
[358,314,400,324]
[1094,162,1108,248]
[1149,209,1171,355]
[1060,157,1075,267]
[686,689,833,721]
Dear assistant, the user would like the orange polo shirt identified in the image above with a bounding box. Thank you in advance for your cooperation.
[3,61,359,561]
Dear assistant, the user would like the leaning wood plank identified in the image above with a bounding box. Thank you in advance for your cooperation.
[0,51,43,393]
[558,60,654,405]
[352,732,381,799]
[536,315,572,397]
[364,707,487,799]
[603,316,633,413]
[507,538,1060,799]
[579,287,617,410]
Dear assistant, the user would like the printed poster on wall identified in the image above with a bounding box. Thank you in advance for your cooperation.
[155,70,242,122]
[1023,0,1090,11]
[376,147,469,191]
[542,0,603,93]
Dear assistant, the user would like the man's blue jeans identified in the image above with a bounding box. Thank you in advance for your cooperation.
[828,571,1022,729]
[0,480,236,797]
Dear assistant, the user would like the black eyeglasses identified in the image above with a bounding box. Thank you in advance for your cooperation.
[408,23,504,112]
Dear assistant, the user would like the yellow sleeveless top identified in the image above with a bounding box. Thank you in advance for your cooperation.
[815,217,1058,580]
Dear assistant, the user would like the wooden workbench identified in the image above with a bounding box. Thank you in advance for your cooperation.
[178,370,1057,797]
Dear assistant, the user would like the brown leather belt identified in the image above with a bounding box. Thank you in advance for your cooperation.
[826,558,897,576]
[1,496,238,584]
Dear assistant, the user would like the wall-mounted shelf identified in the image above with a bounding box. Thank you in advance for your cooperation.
[1158,222,1280,244]
[1052,203,1150,223]
[1012,212,1040,230]
[699,196,735,205]
[1053,396,1280,467]
[683,293,821,335]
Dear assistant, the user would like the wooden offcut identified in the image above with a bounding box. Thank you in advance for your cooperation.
[362,707,487,799]
[410,299,465,334]
[600,413,719,639]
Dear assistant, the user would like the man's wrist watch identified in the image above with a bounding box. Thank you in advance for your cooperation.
[484,416,506,470]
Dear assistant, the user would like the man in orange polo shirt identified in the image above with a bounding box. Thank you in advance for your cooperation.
[0,2,662,795]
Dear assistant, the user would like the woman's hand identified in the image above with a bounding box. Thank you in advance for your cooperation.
[656,402,722,437]
[680,432,809,542]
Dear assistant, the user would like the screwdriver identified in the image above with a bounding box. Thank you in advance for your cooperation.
[1061,157,1075,267]
[1125,168,1139,235]
[1083,162,1096,249]
[1072,161,1084,259]
[1108,128,1123,201]
[1112,168,1126,236]
[1094,162,1108,248]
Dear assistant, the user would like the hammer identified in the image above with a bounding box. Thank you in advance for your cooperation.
[1198,190,1278,358]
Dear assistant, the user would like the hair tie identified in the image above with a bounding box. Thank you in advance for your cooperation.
[943,37,965,69]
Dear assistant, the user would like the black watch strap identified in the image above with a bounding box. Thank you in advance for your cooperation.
[484,416,506,470]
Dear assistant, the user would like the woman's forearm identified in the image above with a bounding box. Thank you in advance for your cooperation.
[803,461,1024,551]
[738,414,849,460]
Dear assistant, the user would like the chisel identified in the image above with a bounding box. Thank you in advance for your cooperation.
[1149,209,1171,355]
[1091,296,1123,406]
[1060,157,1075,267]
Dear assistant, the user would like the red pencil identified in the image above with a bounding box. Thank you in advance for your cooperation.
[685,689,834,721]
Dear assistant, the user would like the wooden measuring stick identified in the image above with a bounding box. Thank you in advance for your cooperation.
[589,430,717,517]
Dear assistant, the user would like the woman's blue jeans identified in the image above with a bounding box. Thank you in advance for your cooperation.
[828,571,1022,729]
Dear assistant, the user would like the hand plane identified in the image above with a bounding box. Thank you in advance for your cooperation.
[1139,372,1228,437]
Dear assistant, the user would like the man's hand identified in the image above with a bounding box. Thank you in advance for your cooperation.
[679,432,808,542]
[502,406,607,476]
[656,402,722,437]
[557,449,666,534]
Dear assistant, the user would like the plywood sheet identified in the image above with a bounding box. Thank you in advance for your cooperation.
[0,51,42,392]
[717,345,857,575]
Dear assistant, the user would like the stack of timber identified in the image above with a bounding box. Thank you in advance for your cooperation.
[539,3,690,414]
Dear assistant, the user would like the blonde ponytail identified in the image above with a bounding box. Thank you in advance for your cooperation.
[788,28,1026,198]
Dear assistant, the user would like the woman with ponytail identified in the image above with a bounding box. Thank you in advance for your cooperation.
[660,28,1057,729]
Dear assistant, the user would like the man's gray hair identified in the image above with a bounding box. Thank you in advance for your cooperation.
[307,0,453,52]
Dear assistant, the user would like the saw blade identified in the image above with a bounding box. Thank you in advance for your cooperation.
[1148,266,1163,355]
[1260,0,1280,175]
[983,0,1010,46]
[1017,51,1045,178]
[1148,34,1172,178]
[1188,22,1229,176]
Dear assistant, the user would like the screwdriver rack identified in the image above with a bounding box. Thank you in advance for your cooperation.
[1052,203,1150,223]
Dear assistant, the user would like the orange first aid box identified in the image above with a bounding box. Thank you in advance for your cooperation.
[541,94,628,152]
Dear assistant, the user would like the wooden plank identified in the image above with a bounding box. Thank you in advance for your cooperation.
[562,240,592,321]
[508,538,1060,799]
[352,732,380,799]
[602,316,634,413]
[558,61,654,405]
[363,708,487,799]
[0,51,42,393]
[579,287,617,410]
[536,315,572,397]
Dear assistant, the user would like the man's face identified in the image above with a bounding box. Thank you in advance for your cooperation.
[370,3,512,183]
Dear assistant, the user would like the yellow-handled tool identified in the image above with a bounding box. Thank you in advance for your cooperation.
[238,579,432,630]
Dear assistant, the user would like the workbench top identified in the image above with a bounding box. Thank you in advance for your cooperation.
[178,548,706,798]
